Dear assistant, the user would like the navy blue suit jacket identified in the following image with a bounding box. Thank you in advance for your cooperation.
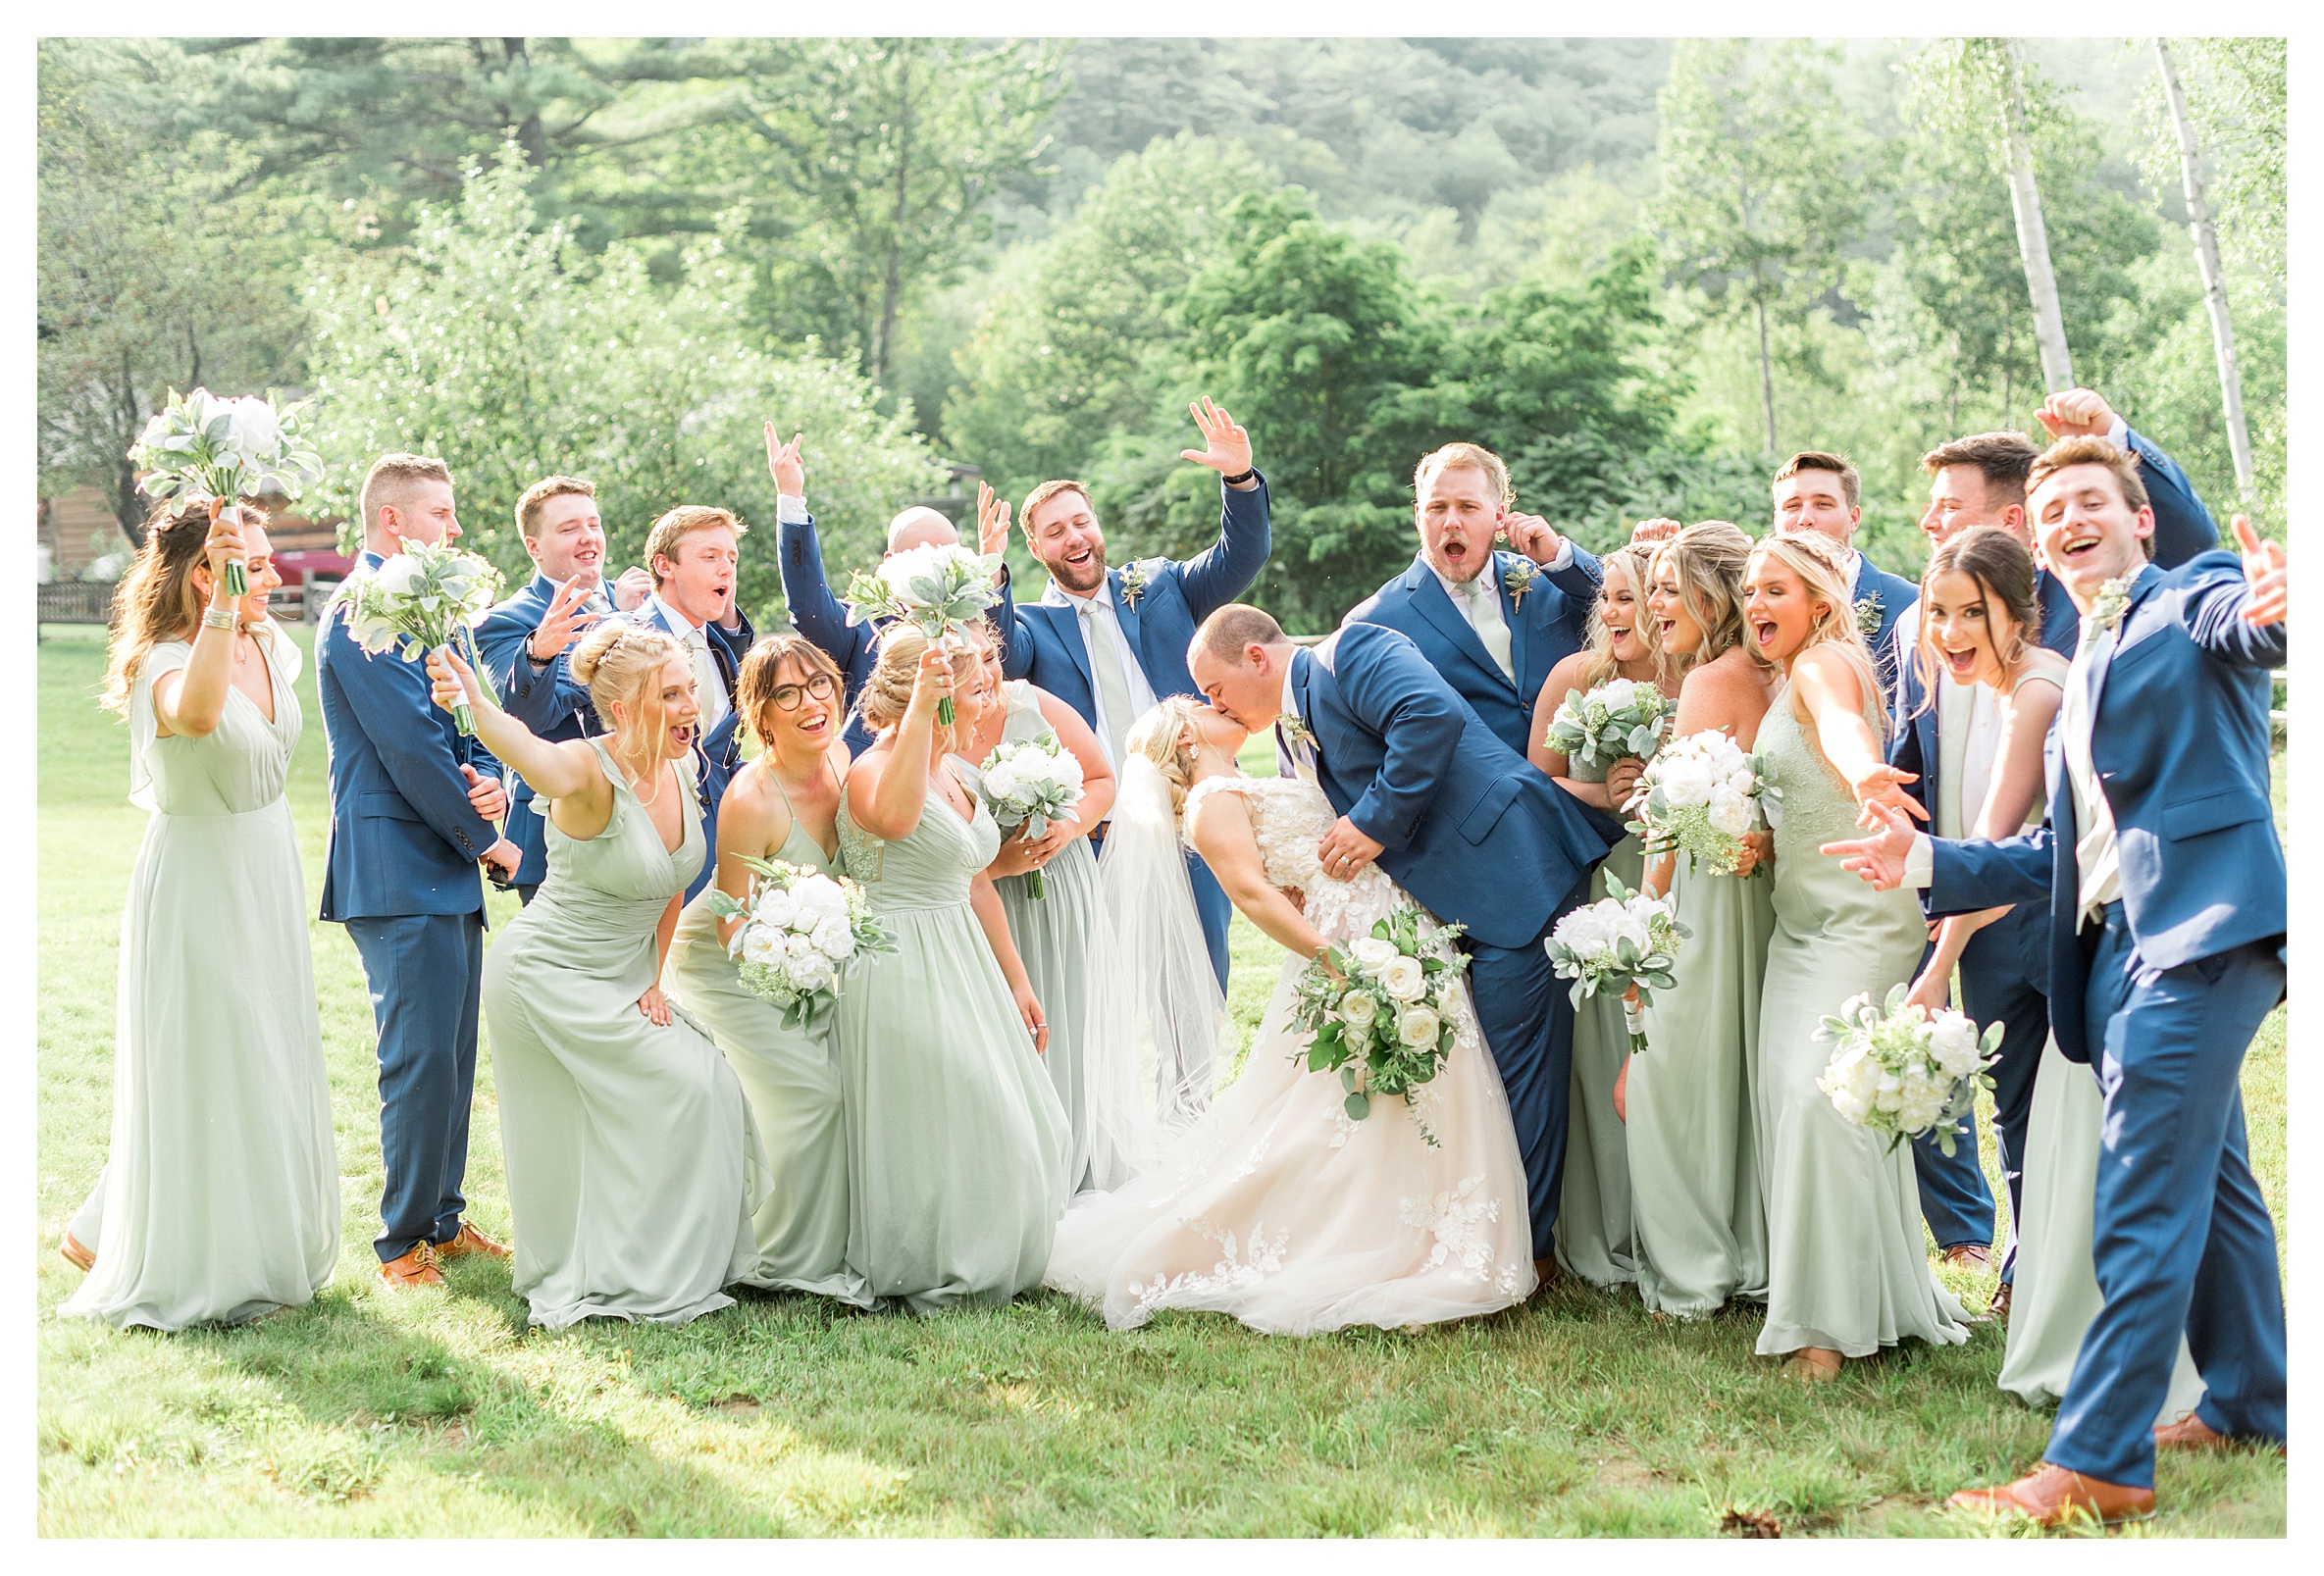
[1344,546,1603,759]
[1887,424,2223,823]
[1853,558,1921,705]
[1925,553,2284,1062]
[473,571,610,889]
[999,476,1271,729]
[629,598,754,901]
[1288,623,1625,951]
[315,551,500,922]
[779,509,1019,757]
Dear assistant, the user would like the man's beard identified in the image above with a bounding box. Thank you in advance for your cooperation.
[1050,548,1109,594]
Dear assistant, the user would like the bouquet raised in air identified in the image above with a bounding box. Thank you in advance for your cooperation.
[1545,874,1689,1053]
[1543,677,1671,771]
[1814,983,2002,1156]
[129,387,326,598]
[842,543,1004,726]
[704,857,898,1030]
[1625,727,1782,877]
[333,540,505,735]
[1288,905,1470,1145]
[977,732,1086,899]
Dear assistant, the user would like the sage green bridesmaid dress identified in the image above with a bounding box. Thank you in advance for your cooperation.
[1999,1039,2202,1419]
[1753,684,1969,1359]
[661,767,872,1306]
[834,772,1071,1312]
[482,741,760,1331]
[1627,848,1774,1315]
[1554,828,1643,1289]
[63,632,340,1331]
[962,679,1102,1193]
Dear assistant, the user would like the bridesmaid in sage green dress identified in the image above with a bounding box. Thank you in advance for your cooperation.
[433,627,759,1331]
[1624,523,1776,1317]
[836,631,1072,1312]
[1525,543,1677,1289]
[1743,535,1967,1380]
[956,625,1116,1194]
[62,506,340,1331]
[662,634,871,1305]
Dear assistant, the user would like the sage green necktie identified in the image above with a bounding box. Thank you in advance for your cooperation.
[1466,575,1516,681]
[1081,601,1137,768]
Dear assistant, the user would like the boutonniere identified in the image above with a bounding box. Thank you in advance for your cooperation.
[1281,714,1316,749]
[1853,594,1883,636]
[1117,559,1153,612]
[1503,557,1539,612]
[2088,572,2138,635]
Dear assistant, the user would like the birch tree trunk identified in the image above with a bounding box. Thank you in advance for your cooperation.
[2155,37,2254,495]
[1999,41,2075,394]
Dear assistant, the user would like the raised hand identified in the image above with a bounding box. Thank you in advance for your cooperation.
[2035,387,2116,441]
[1504,511,1569,566]
[906,641,955,722]
[1179,395,1255,482]
[1628,517,1683,545]
[2233,515,2287,627]
[1819,800,1921,890]
[764,424,806,495]
[976,480,1012,558]
[526,575,606,663]
[202,501,251,596]
[460,763,507,822]
[609,565,653,613]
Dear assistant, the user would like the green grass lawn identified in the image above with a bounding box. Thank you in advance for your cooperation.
[35,623,2288,1537]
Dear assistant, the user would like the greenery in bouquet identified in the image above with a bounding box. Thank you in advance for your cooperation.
[1545,874,1689,1053]
[1624,726,1781,877]
[1543,677,1671,770]
[704,856,898,1031]
[977,731,1086,899]
[1814,982,2002,1156]
[841,543,1005,726]
[333,539,505,735]
[128,386,326,597]
[1289,905,1470,1146]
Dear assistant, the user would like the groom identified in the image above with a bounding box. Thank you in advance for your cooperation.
[1826,436,2287,1526]
[1189,604,1624,1281]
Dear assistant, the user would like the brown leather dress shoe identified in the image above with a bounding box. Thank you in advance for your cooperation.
[1948,1462,2154,1526]
[1941,1244,1993,1272]
[59,1233,94,1273]
[377,1242,444,1290]
[1988,1281,2013,1322]
[437,1222,510,1260]
[2154,1411,2286,1457]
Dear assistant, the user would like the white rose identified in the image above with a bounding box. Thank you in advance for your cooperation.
[1349,938,1399,972]
[1707,784,1753,837]
[810,915,854,959]
[784,933,816,960]
[742,929,781,966]
[1725,767,1758,797]
[1336,991,1377,1028]
[1659,752,1716,807]
[757,890,798,931]
[1396,1005,1442,1048]
[1377,955,1427,1002]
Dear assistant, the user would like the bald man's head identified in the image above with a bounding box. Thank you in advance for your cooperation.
[885,507,960,555]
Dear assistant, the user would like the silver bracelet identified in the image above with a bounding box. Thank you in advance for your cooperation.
[202,607,237,631]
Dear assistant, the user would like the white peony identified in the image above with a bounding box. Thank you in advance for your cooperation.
[374,555,425,596]
[810,915,855,959]
[742,929,781,966]
[787,953,835,994]
[1658,751,1716,807]
[1396,1005,1442,1048]
[791,878,850,926]
[1726,767,1759,797]
[1607,911,1651,955]
[223,396,283,464]
[756,890,799,931]
[1349,938,1400,972]
[1600,678,1639,712]
[1707,784,1754,837]
[1337,991,1378,1028]
[1377,954,1427,1002]
[784,933,817,960]
[1553,904,1613,959]
[1928,1014,1983,1079]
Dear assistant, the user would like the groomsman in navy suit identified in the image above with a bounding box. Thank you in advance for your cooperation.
[997,396,1271,990]
[1830,436,2287,1526]
[1771,450,1922,703]
[1889,393,2221,1306]
[627,504,756,901]
[766,425,1015,757]
[1344,441,1606,759]
[1189,606,1623,1286]
[316,453,521,1289]
[472,475,653,902]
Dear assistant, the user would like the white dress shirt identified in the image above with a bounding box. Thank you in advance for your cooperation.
[1044,580,1158,770]
[647,591,733,735]
[1423,542,1575,625]
[1279,659,1318,784]
[776,492,810,525]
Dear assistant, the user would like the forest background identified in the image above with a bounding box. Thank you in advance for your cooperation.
[35,35,2288,632]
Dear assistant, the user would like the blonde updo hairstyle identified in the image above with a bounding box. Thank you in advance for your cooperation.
[1122,694,1212,819]
[1578,541,1674,690]
[1746,532,1888,741]
[855,626,982,751]
[1648,521,1753,672]
[568,622,689,763]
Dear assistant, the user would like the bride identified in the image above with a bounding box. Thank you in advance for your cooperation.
[1044,694,1536,1334]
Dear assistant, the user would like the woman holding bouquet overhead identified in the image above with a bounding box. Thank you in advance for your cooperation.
[1741,534,1967,1379]
[61,502,340,1331]
[1621,523,1777,1319]
[1526,541,1676,1289]
[428,625,759,1330]
[661,634,872,1305]
[956,622,1117,1193]
[834,631,1071,1312]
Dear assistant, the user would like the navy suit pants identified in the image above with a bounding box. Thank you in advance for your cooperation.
[2047,911,2286,1488]
[347,910,486,1263]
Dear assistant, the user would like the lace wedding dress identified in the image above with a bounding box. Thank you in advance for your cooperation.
[1044,773,1536,1334]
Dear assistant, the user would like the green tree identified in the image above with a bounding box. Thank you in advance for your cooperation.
[1652,38,1872,455]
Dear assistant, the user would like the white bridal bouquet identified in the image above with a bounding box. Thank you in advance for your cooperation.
[1543,677,1671,774]
[1544,874,1689,1053]
[1288,906,1471,1145]
[1814,984,2002,1155]
[1624,727,1782,877]
[842,543,1005,725]
[704,857,898,1029]
[977,732,1086,899]
[128,387,326,599]
[333,540,506,735]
